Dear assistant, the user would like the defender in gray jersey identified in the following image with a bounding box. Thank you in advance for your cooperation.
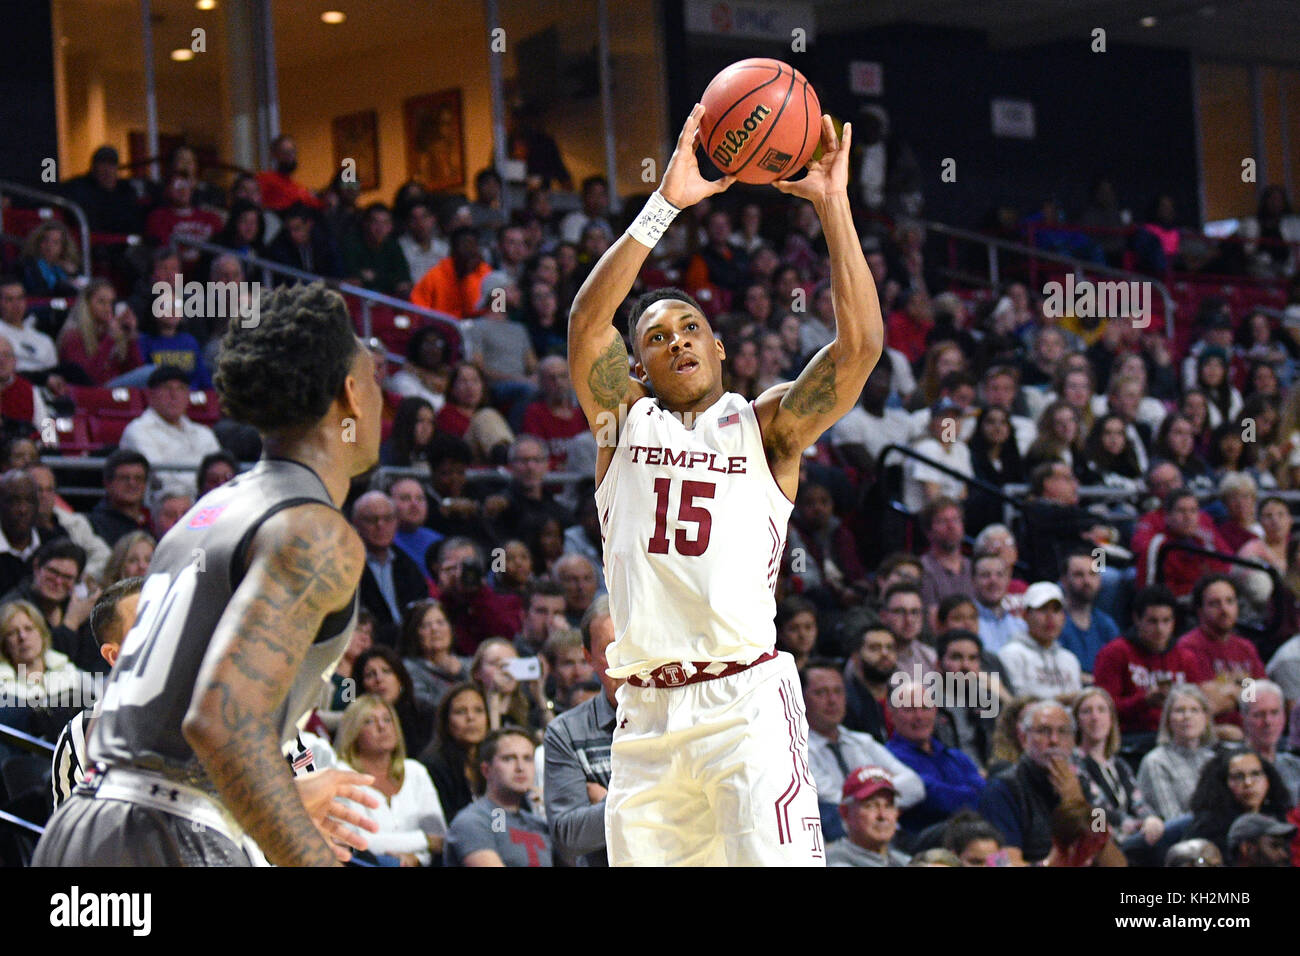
[36,283,385,867]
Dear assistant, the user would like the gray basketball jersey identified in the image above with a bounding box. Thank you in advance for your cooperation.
[89,458,357,793]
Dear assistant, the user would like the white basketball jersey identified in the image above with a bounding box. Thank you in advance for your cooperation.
[595,392,792,678]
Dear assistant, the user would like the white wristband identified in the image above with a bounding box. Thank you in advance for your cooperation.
[626,191,681,248]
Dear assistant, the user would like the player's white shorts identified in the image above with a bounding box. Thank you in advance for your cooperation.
[605,651,824,866]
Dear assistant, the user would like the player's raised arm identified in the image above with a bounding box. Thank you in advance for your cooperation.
[568,104,735,440]
[182,504,366,867]
[756,117,884,487]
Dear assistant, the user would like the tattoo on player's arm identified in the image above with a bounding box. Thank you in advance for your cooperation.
[589,336,631,409]
[196,522,359,867]
[783,352,837,416]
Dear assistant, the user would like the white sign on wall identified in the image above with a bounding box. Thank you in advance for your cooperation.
[685,0,817,42]
[991,98,1036,139]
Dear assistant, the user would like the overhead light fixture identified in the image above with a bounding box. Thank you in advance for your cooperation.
[321,10,346,24]
[1140,15,1157,26]
[196,0,216,10]
[171,48,195,61]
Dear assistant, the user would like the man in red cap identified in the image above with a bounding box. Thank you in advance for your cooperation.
[827,766,911,867]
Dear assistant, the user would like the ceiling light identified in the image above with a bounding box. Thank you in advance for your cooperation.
[1140,15,1157,26]
[196,0,216,10]
[321,10,346,24]
[170,48,195,61]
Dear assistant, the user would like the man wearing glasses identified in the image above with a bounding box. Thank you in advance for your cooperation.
[352,490,430,647]
[879,583,936,679]
[978,699,1109,864]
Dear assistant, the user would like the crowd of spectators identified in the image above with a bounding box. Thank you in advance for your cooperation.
[2,134,1300,868]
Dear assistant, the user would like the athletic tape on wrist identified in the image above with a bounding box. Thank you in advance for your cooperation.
[626,192,681,248]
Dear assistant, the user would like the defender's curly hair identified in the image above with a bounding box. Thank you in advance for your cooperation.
[214,282,359,433]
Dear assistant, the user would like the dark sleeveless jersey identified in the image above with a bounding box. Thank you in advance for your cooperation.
[89,458,357,793]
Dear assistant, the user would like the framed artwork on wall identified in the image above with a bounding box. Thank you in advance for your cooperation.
[403,88,465,192]
[331,110,380,190]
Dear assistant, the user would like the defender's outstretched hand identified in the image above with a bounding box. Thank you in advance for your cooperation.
[659,103,737,209]
[773,115,851,205]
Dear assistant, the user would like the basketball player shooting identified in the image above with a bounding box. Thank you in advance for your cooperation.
[568,104,883,865]
[36,284,384,867]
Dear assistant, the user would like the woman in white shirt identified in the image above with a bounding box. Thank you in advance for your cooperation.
[0,599,85,704]
[336,694,448,866]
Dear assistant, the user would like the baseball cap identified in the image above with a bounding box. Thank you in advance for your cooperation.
[91,145,120,166]
[1226,813,1297,846]
[1023,581,1065,610]
[841,765,897,804]
[930,397,960,416]
[147,365,191,389]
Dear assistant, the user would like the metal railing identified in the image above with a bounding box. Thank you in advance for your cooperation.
[0,180,93,283]
[169,236,463,347]
[922,219,1177,338]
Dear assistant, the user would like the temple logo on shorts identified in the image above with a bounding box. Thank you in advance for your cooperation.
[49,886,152,937]
[660,664,686,686]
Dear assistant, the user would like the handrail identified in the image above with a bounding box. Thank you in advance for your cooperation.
[0,722,56,756]
[169,235,463,347]
[921,218,1176,338]
[0,180,93,282]
[877,443,1020,508]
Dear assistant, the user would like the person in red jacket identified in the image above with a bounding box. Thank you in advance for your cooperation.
[255,134,324,212]
[1093,585,1194,738]
[1177,574,1266,731]
[1135,487,1230,595]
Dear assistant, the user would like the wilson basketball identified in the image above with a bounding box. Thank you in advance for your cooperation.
[699,58,821,184]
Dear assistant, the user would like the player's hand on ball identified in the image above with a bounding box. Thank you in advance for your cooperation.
[658,102,737,209]
[773,115,851,205]
[295,767,381,863]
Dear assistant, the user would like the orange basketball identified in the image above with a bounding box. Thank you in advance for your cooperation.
[699,58,821,185]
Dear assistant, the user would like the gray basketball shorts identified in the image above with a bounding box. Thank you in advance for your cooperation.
[33,791,253,867]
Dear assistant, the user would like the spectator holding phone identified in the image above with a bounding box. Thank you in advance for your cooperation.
[470,636,551,732]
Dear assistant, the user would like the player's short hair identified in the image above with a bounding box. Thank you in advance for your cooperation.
[1192,573,1237,611]
[628,287,707,360]
[215,282,360,434]
[936,628,983,659]
[90,576,144,647]
[478,726,536,767]
[579,594,610,653]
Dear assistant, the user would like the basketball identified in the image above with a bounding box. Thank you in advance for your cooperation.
[699,58,822,185]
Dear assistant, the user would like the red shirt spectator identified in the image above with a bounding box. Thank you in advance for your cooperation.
[144,177,222,274]
[255,135,324,212]
[1135,490,1230,595]
[885,292,935,365]
[1094,631,1195,734]
[1176,576,1266,728]
[520,356,587,471]
[432,538,524,655]
[58,280,144,386]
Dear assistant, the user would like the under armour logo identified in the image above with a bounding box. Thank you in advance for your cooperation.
[149,784,181,802]
[619,717,628,729]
